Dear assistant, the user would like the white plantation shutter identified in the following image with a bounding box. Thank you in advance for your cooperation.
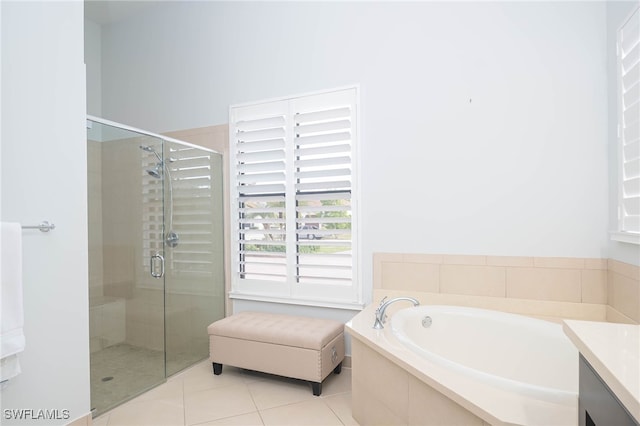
[294,105,353,286]
[618,7,640,238]
[234,107,288,285]
[167,145,217,277]
[230,88,361,306]
[141,144,218,280]
[142,148,165,278]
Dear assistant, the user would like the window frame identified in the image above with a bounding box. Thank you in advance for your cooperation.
[228,86,363,309]
[612,6,640,245]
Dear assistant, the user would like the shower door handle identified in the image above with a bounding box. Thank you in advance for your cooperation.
[150,253,165,278]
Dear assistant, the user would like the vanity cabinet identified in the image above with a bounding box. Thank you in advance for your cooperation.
[579,355,639,426]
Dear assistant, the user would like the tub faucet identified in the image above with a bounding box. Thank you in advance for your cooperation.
[373,296,420,329]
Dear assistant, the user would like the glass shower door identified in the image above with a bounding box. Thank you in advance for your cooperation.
[87,121,166,415]
[163,141,225,376]
[88,118,226,413]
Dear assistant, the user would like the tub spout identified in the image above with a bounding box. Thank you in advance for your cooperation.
[373,296,420,329]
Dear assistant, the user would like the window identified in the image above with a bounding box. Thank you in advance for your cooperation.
[615,6,640,244]
[229,87,361,307]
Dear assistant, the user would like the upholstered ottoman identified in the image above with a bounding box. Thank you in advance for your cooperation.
[207,311,345,395]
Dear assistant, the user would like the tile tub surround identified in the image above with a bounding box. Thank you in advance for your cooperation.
[374,253,639,324]
[347,304,577,426]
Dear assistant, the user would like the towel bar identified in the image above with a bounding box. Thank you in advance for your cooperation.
[21,221,55,232]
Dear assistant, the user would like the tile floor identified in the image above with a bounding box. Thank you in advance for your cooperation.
[93,360,357,426]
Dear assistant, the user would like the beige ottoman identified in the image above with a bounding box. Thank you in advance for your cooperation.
[207,311,345,395]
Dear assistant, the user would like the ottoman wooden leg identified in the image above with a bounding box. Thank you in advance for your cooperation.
[212,362,222,375]
[312,382,322,396]
[333,362,343,375]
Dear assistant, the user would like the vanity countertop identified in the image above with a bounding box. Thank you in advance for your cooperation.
[563,319,640,423]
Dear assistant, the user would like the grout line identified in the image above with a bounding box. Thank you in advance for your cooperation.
[181,373,186,426]
[244,379,265,425]
[256,408,267,426]
[321,396,348,426]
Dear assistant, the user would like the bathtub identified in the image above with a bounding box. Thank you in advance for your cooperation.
[346,302,579,425]
[390,305,578,404]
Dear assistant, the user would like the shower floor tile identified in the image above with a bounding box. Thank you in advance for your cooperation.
[90,343,165,416]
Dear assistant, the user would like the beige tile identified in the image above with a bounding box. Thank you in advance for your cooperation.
[442,254,486,265]
[90,414,109,426]
[260,399,343,426]
[352,376,406,426]
[184,385,257,425]
[96,360,301,426]
[351,339,408,420]
[581,270,607,304]
[341,355,352,369]
[403,253,443,264]
[380,261,439,292]
[182,361,247,395]
[608,270,640,323]
[606,306,638,324]
[247,376,314,411]
[374,252,404,263]
[373,254,384,289]
[407,376,483,426]
[486,256,534,268]
[106,399,185,426]
[323,392,358,426]
[66,414,90,426]
[374,254,403,289]
[131,376,184,406]
[320,367,352,397]
[608,259,640,281]
[198,412,264,426]
[506,268,581,302]
[440,265,505,297]
[534,257,584,269]
[584,258,607,270]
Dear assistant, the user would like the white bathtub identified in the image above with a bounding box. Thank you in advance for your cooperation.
[346,302,580,425]
[389,305,578,404]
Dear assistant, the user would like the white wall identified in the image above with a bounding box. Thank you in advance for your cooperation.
[97,1,611,304]
[607,0,640,266]
[85,18,102,117]
[1,1,90,424]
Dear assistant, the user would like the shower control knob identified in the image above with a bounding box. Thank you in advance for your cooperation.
[166,231,179,248]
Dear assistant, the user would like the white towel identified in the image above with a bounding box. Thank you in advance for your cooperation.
[0,222,25,382]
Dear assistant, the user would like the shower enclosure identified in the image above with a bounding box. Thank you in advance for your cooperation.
[86,117,225,415]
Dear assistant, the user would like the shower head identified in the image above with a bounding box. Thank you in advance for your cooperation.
[146,163,163,179]
[140,144,179,248]
[140,145,164,178]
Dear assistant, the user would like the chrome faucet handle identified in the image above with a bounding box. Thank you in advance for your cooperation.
[375,297,387,318]
[374,297,388,328]
[372,296,420,329]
